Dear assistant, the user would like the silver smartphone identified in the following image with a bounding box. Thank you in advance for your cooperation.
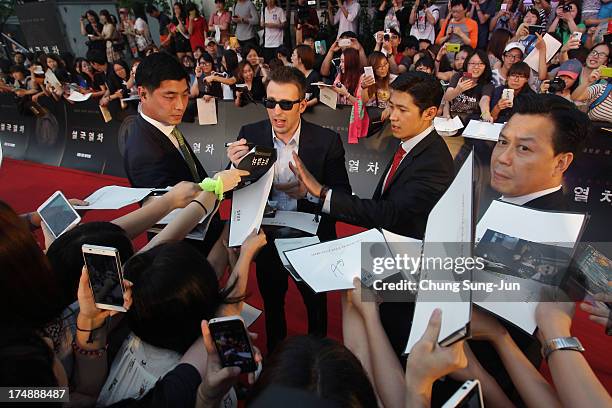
[82,244,126,312]
[442,380,484,408]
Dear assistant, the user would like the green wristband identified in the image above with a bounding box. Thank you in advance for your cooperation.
[199,177,224,200]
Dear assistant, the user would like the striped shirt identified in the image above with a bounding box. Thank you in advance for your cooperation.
[586,83,612,123]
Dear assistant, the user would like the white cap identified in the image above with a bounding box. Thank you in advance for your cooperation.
[504,42,525,55]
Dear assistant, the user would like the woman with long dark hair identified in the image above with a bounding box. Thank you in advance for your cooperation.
[172,2,193,59]
[548,0,586,44]
[444,49,495,122]
[234,60,265,107]
[359,51,396,108]
[80,10,105,52]
[331,47,362,105]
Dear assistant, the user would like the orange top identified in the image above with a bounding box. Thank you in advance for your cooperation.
[435,18,478,49]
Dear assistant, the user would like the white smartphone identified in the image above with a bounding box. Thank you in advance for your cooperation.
[208,316,258,373]
[82,244,126,312]
[37,191,81,238]
[235,83,248,88]
[338,38,352,48]
[502,88,514,104]
[500,3,508,11]
[571,31,582,42]
[364,66,374,78]
[442,380,484,408]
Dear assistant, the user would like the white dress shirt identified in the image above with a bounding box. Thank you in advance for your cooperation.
[334,0,360,39]
[323,125,434,213]
[500,185,562,206]
[139,110,179,149]
[270,123,301,211]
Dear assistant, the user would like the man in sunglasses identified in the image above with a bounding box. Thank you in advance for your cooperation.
[290,71,455,359]
[226,66,351,353]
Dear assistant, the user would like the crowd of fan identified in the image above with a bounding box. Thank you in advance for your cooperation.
[1,0,612,123]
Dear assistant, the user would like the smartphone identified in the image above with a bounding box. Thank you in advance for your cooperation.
[446,43,461,52]
[338,38,352,48]
[528,25,545,35]
[523,0,533,6]
[462,72,473,79]
[500,3,507,11]
[571,31,582,42]
[442,380,484,408]
[502,88,514,103]
[37,191,81,238]
[82,244,126,312]
[208,316,258,373]
[307,0,316,4]
[314,40,326,54]
[600,66,612,78]
[364,66,374,78]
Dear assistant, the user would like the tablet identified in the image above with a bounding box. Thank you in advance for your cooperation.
[37,191,81,238]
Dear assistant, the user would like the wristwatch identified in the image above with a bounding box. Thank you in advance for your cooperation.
[541,336,585,361]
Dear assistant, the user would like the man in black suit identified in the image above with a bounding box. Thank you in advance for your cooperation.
[124,52,207,188]
[226,66,351,352]
[124,52,221,254]
[291,72,455,356]
[465,94,592,405]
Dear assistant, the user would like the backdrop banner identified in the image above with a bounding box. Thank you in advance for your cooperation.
[0,96,609,243]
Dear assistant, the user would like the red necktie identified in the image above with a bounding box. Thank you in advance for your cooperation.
[383,144,406,192]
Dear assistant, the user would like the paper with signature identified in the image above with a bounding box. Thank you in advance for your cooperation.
[283,228,414,292]
[262,211,320,235]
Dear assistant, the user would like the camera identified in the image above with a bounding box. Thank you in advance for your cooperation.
[562,4,572,12]
[384,33,390,41]
[548,77,566,93]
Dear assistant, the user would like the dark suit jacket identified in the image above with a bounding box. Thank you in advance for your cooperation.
[124,115,208,188]
[329,130,455,239]
[524,188,568,211]
[237,119,351,241]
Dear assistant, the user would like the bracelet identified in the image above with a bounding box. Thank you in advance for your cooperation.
[199,177,224,200]
[190,199,208,214]
[71,339,108,357]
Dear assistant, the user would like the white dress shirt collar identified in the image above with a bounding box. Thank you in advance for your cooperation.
[140,110,175,137]
[399,125,434,155]
[500,185,562,206]
[272,120,301,147]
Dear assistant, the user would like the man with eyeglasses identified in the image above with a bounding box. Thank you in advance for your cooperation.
[491,42,525,87]
[226,66,351,353]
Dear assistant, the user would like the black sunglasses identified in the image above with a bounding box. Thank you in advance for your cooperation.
[263,97,302,110]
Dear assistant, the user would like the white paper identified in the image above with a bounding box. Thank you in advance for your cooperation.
[67,90,92,102]
[44,69,62,90]
[462,120,505,142]
[74,186,154,209]
[241,303,262,327]
[197,97,218,125]
[261,211,320,235]
[284,229,387,292]
[274,236,321,282]
[319,86,338,110]
[474,200,586,334]
[228,167,274,247]
[524,34,562,73]
[434,116,464,132]
[405,152,474,354]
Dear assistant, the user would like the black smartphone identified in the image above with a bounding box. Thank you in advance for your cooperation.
[208,316,257,373]
[528,25,545,35]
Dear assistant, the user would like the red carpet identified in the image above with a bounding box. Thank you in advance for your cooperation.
[1,158,610,393]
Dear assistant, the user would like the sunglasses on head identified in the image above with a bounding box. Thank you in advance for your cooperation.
[263,97,302,110]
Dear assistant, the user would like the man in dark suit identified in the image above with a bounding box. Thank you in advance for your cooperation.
[290,72,455,356]
[124,52,207,188]
[465,93,592,405]
[226,66,351,352]
[124,52,221,253]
